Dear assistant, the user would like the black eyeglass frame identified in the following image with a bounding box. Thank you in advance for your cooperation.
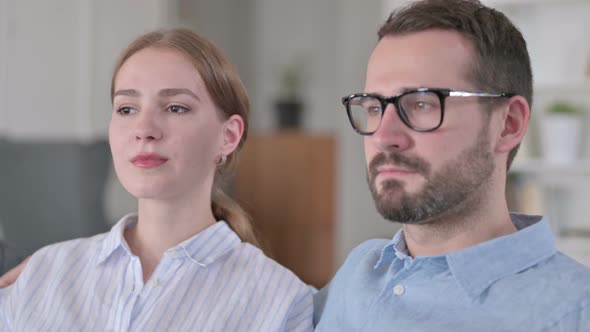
[341,88,516,135]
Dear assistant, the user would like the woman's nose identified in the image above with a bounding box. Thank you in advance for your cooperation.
[134,111,163,141]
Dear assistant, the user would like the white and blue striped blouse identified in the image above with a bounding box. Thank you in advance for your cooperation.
[0,213,313,331]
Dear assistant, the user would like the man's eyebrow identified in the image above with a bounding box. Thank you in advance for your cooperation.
[159,88,200,101]
[400,87,423,93]
[113,89,140,98]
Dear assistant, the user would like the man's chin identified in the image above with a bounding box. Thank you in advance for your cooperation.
[375,203,430,225]
[378,177,426,194]
[374,193,431,225]
[370,179,427,223]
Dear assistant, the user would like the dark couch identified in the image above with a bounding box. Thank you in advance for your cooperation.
[0,140,111,273]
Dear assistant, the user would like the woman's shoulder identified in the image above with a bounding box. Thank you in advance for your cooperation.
[36,232,107,254]
[26,232,109,271]
[231,242,291,271]
[226,242,314,326]
[229,242,311,291]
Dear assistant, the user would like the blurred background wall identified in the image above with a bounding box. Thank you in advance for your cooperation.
[1,0,589,282]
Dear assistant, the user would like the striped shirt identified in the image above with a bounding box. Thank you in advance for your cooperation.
[0,213,313,331]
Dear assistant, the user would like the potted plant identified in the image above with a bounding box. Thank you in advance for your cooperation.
[539,100,585,164]
[274,59,305,129]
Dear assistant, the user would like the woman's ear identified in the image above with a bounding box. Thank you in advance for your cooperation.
[220,114,245,156]
[495,95,530,154]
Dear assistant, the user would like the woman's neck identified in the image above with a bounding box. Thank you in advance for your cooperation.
[125,194,217,282]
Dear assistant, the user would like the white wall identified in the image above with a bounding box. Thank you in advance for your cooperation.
[1,1,83,140]
[0,0,174,142]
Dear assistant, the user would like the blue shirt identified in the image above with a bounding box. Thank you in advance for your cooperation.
[314,214,590,331]
[0,213,313,331]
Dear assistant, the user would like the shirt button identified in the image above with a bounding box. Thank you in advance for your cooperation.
[169,251,178,258]
[148,279,159,288]
[393,284,405,296]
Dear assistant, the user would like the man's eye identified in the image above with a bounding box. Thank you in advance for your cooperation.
[367,106,382,116]
[414,101,434,111]
[168,105,190,113]
[116,107,136,115]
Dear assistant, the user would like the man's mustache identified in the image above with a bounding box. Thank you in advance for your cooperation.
[368,152,430,180]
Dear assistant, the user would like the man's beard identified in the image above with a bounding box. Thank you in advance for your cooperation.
[367,127,495,224]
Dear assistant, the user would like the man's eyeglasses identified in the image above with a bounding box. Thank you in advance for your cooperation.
[341,88,515,135]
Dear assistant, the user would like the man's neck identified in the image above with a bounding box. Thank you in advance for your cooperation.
[402,195,517,258]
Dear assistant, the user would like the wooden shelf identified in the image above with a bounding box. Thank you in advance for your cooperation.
[235,132,336,288]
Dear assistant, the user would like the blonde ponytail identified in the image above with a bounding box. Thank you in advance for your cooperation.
[211,185,260,247]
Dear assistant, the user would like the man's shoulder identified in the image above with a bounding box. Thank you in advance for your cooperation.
[532,251,590,287]
[515,252,590,329]
[331,238,393,279]
[346,239,391,262]
[493,250,590,324]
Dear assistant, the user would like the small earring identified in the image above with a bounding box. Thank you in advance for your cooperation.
[216,154,227,166]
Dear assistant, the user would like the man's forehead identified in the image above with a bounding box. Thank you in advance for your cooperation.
[365,31,475,94]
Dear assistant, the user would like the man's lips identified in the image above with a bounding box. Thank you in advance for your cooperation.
[375,165,417,180]
[368,152,430,183]
[131,153,168,168]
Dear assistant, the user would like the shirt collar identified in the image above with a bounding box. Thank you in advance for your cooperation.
[168,219,241,266]
[374,230,407,269]
[447,213,556,298]
[97,213,242,266]
[96,213,136,264]
[374,213,557,298]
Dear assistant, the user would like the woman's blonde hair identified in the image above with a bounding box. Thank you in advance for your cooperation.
[110,29,259,246]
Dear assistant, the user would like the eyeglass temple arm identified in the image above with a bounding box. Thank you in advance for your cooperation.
[449,91,514,98]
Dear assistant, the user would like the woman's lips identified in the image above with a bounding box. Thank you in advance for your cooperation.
[131,153,168,168]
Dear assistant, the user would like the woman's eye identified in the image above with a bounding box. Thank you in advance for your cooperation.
[116,107,136,115]
[168,105,190,113]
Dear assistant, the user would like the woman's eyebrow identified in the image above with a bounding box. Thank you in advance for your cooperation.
[159,88,200,101]
[113,89,140,98]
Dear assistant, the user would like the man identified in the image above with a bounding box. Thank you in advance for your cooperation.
[313,0,590,331]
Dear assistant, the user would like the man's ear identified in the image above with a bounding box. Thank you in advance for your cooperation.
[220,114,245,156]
[495,96,530,154]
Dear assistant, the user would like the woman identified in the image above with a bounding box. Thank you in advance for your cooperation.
[0,29,313,331]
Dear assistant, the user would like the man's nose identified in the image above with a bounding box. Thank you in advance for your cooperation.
[370,104,412,152]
